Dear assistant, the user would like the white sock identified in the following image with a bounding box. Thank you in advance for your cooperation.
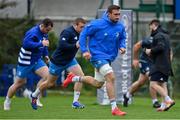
[5,96,11,103]
[38,95,41,99]
[72,76,80,82]
[152,99,158,104]
[126,91,131,98]
[73,91,80,103]
[32,88,40,98]
[23,89,32,99]
[110,100,117,110]
[37,95,41,103]
[160,102,166,108]
[165,96,172,102]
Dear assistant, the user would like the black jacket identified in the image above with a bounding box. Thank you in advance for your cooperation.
[149,26,173,76]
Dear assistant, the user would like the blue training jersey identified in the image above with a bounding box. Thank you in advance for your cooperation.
[18,25,48,66]
[51,26,79,65]
[79,11,126,62]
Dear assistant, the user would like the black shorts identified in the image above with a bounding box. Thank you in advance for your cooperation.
[150,71,169,83]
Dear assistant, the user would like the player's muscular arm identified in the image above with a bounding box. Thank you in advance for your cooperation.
[133,41,142,60]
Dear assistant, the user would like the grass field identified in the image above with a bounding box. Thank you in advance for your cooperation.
[0,93,180,119]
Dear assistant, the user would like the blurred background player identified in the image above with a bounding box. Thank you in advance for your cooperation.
[145,19,175,111]
[123,37,161,108]
[30,18,86,110]
[3,18,53,110]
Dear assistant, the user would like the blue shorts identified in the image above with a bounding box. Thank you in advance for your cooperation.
[17,59,46,78]
[49,58,78,76]
[139,60,151,75]
[91,60,110,70]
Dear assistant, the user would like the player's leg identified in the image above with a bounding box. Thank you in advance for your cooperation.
[30,60,48,108]
[63,72,104,88]
[68,68,85,108]
[23,75,46,107]
[66,59,85,109]
[150,72,175,111]
[4,77,26,110]
[130,74,148,94]
[36,79,44,107]
[99,63,126,116]
[156,82,175,111]
[123,73,147,107]
[149,84,161,108]
[161,82,175,111]
[130,61,149,94]
[150,72,170,99]
[23,87,43,107]
[30,60,59,110]
[126,74,147,99]
[4,65,30,110]
[63,60,126,116]
[62,58,107,88]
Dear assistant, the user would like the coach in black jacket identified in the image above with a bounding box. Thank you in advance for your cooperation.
[149,24,173,76]
[145,19,175,112]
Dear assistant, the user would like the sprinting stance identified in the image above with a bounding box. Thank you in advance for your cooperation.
[123,37,160,108]
[3,18,53,110]
[23,47,50,107]
[63,5,126,116]
[30,18,86,110]
[145,19,175,111]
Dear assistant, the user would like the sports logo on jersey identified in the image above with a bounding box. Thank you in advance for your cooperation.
[18,71,22,76]
[146,67,150,72]
[62,37,66,41]
[149,37,153,43]
[74,36,78,40]
[104,33,108,36]
[87,24,91,27]
[160,77,164,81]
[43,37,46,40]
[97,60,102,65]
[116,32,119,37]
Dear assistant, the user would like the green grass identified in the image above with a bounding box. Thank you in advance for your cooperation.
[0,94,180,119]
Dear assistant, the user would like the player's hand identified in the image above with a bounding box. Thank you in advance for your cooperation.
[132,59,139,69]
[145,48,151,56]
[83,52,91,60]
[76,41,80,48]
[44,56,50,64]
[119,48,126,54]
[42,39,49,47]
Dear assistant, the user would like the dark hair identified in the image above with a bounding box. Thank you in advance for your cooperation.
[41,18,53,27]
[73,18,86,25]
[107,5,120,13]
[149,19,160,27]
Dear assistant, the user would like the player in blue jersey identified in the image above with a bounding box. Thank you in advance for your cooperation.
[22,47,50,107]
[123,37,161,108]
[62,5,126,116]
[4,18,53,110]
[30,18,86,110]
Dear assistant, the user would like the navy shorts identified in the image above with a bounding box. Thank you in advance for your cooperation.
[150,71,169,83]
[139,61,150,75]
